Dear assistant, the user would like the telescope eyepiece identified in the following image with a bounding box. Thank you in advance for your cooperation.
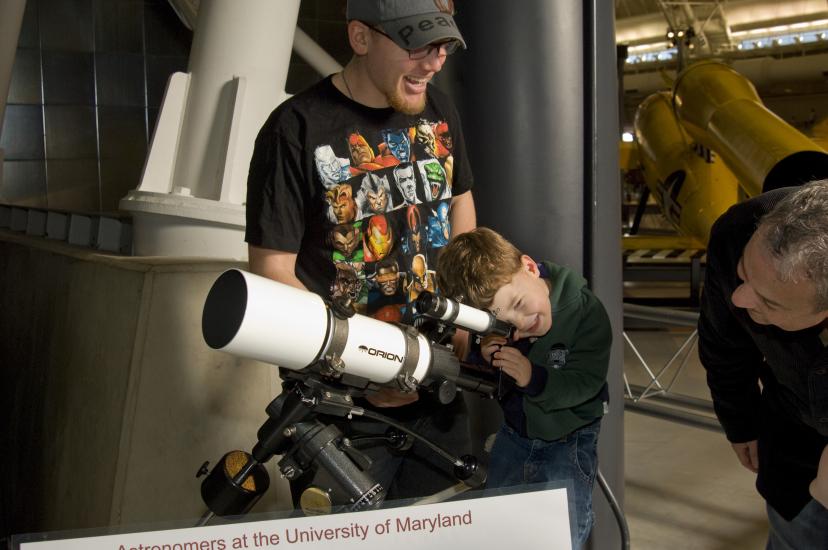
[415,291,445,317]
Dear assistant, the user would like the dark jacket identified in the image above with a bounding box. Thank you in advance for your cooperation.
[698,188,828,520]
[472,262,611,441]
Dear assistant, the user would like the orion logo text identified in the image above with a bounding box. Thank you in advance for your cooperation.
[358,345,404,363]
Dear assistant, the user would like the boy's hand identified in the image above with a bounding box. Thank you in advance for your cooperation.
[492,345,532,387]
[480,335,508,364]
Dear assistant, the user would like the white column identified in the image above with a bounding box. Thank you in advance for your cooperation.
[174,0,296,204]
[121,0,301,258]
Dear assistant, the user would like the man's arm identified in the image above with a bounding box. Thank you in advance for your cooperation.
[449,191,476,237]
[698,259,763,442]
[698,225,764,473]
[447,190,476,359]
[248,244,306,291]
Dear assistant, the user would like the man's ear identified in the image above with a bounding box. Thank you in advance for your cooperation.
[348,20,371,55]
[521,255,539,277]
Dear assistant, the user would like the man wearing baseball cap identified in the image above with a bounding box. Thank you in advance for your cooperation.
[245,0,476,508]
[337,0,468,115]
[347,0,467,54]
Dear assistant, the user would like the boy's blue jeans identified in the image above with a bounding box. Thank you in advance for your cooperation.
[486,419,602,550]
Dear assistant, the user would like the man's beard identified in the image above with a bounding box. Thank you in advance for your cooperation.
[387,89,426,115]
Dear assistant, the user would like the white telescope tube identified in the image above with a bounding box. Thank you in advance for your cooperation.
[202,269,433,386]
[415,292,513,337]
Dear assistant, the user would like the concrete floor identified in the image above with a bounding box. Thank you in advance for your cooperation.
[622,325,769,549]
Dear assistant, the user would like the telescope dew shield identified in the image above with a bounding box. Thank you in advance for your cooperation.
[202,269,433,386]
[203,269,328,370]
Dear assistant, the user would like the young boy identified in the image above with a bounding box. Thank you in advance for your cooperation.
[437,227,611,549]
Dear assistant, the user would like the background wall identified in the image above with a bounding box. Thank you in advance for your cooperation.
[0,0,354,215]
[0,234,293,540]
[0,0,191,211]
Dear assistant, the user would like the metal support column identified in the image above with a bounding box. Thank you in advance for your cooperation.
[450,2,624,548]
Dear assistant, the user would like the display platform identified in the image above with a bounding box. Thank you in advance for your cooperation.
[12,486,572,550]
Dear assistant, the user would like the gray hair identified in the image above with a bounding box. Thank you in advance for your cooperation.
[758,179,828,311]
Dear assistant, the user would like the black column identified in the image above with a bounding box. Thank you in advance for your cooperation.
[449,0,586,268]
[442,1,624,548]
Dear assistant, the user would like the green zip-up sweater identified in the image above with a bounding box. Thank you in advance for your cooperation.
[519,262,612,441]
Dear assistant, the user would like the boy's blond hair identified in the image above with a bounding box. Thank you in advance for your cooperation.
[437,227,523,309]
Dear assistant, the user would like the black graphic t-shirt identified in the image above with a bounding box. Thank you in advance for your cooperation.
[246,76,473,320]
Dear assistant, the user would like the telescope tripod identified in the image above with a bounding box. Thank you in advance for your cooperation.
[195,377,485,525]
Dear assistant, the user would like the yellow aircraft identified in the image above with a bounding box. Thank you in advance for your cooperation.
[624,60,828,253]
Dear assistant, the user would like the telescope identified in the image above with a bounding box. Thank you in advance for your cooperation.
[196,269,508,523]
[415,291,514,339]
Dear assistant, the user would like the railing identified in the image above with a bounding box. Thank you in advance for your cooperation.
[623,302,722,433]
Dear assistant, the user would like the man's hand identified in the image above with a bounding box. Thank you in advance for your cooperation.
[451,328,471,361]
[731,440,759,473]
[365,387,419,407]
[491,345,532,387]
[809,444,828,507]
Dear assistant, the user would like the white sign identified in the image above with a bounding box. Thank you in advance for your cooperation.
[20,489,571,550]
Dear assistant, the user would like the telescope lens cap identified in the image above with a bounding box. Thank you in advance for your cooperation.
[300,487,333,515]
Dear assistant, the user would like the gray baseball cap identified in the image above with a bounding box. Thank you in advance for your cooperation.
[347,0,467,51]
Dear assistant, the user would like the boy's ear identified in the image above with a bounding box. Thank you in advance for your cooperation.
[520,255,540,277]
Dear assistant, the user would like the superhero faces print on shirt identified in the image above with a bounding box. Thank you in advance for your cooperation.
[381,128,412,164]
[374,257,401,297]
[314,120,456,311]
[427,201,451,247]
[356,171,391,216]
[392,164,421,207]
[401,205,427,256]
[328,222,364,263]
[417,159,450,202]
[314,144,350,187]
[413,119,438,159]
[364,214,394,262]
[331,262,366,313]
[434,121,453,158]
[404,253,437,302]
[348,132,384,175]
[432,121,454,186]
[326,184,360,224]
[372,304,403,323]
[367,256,405,322]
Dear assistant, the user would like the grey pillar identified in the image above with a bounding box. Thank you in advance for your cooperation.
[585,1,625,548]
[447,1,624,548]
